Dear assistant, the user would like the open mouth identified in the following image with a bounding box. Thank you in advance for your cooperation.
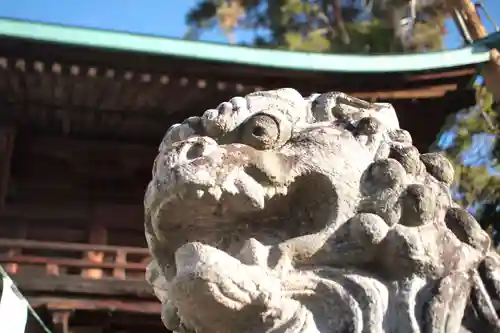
[146,138,339,259]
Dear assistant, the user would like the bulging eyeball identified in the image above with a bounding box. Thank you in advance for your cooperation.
[239,112,292,150]
[240,114,280,150]
[354,117,381,137]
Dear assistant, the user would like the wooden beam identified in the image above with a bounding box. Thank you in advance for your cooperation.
[69,327,104,333]
[0,238,150,279]
[447,0,487,40]
[10,179,146,205]
[69,311,164,328]
[0,238,150,255]
[0,204,145,229]
[0,225,87,244]
[0,126,15,207]
[0,254,148,270]
[28,297,161,314]
[3,221,26,274]
[446,0,500,101]
[25,136,156,158]
[349,84,459,100]
[0,224,146,247]
[407,68,476,81]
[14,274,154,298]
[20,136,156,177]
[0,203,91,220]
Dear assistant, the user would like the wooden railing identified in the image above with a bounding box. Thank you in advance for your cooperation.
[0,238,151,280]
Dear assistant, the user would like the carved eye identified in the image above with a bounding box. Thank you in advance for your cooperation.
[240,114,280,150]
[354,117,380,136]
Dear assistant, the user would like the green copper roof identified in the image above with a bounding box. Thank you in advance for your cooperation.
[476,31,500,50]
[0,17,493,73]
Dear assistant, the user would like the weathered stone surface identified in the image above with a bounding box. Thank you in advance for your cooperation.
[144,88,500,333]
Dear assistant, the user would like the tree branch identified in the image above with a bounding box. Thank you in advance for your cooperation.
[445,0,500,102]
[332,0,350,45]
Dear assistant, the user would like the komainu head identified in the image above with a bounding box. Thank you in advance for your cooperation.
[144,88,500,333]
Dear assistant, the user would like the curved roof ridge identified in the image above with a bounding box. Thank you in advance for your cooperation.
[0,17,492,73]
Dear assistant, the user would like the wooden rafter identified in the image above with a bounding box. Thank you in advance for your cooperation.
[446,0,500,101]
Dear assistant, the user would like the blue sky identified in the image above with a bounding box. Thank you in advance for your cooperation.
[0,0,249,43]
[0,0,499,48]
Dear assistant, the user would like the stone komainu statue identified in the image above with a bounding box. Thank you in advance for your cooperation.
[144,88,500,333]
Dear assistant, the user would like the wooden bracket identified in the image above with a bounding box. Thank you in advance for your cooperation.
[51,310,72,333]
[81,223,107,279]
[0,126,15,208]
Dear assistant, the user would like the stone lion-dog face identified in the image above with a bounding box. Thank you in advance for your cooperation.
[144,88,499,333]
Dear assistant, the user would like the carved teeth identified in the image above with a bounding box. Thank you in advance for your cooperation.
[263,185,288,199]
[264,186,276,198]
[233,172,266,209]
[208,187,223,201]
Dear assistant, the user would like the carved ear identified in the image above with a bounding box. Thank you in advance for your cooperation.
[146,260,169,301]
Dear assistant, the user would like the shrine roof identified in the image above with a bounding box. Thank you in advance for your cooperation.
[0,17,493,74]
[0,17,491,149]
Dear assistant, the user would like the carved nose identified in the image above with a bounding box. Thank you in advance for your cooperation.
[177,137,218,163]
